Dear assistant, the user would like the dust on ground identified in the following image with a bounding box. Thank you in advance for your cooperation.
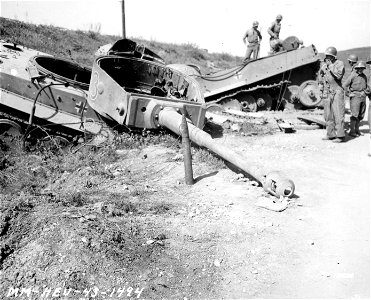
[0,106,369,300]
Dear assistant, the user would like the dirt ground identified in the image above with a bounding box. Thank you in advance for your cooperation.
[0,105,370,300]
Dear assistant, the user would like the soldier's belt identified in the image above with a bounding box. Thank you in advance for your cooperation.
[350,90,365,96]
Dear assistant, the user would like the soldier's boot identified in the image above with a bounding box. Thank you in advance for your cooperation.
[355,118,363,136]
[349,116,357,137]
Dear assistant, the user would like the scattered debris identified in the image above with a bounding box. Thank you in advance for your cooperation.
[231,123,242,132]
[297,116,326,128]
[275,118,295,133]
[172,153,183,161]
[255,197,288,212]
[214,259,222,267]
[155,233,167,241]
[320,271,331,277]
[143,234,167,246]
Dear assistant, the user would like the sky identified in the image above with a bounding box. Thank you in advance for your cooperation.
[1,0,370,57]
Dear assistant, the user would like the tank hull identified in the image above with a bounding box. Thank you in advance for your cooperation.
[0,41,104,137]
[169,44,322,111]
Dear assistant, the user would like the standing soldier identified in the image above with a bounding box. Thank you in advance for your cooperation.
[243,21,262,62]
[367,57,371,156]
[318,46,346,142]
[343,61,370,137]
[267,14,282,54]
[347,54,358,72]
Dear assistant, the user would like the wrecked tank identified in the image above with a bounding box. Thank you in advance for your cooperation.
[86,39,295,199]
[0,38,206,135]
[0,39,186,142]
[169,36,322,112]
[88,39,206,130]
[0,40,109,143]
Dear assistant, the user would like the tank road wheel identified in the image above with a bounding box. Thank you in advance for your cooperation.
[0,119,23,136]
[206,103,225,114]
[256,93,273,111]
[0,119,23,149]
[298,80,322,108]
[286,85,300,103]
[220,99,242,111]
[240,95,257,112]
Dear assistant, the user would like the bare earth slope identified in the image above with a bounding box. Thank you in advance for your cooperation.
[0,108,370,299]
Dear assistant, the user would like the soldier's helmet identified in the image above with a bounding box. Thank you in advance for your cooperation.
[347,54,358,63]
[276,14,283,20]
[354,61,366,69]
[325,46,337,58]
[253,21,259,27]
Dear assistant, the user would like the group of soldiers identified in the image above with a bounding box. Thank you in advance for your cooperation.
[319,47,370,143]
[243,15,370,146]
[243,14,285,62]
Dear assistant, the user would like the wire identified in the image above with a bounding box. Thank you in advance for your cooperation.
[199,64,247,82]
[23,81,69,148]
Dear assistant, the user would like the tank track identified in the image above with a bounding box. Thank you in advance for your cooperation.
[0,109,85,142]
[206,80,290,108]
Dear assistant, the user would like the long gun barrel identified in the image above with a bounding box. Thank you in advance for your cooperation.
[159,108,295,198]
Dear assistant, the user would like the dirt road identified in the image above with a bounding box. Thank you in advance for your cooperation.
[212,122,370,298]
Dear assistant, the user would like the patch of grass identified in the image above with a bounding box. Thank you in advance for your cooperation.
[129,187,150,198]
[96,193,175,216]
[61,191,87,207]
[113,130,181,151]
[148,201,173,214]
[193,148,225,169]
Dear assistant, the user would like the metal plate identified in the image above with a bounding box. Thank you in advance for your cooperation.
[297,116,326,128]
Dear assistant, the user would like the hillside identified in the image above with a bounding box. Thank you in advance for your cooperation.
[337,47,371,63]
[0,17,241,74]
[1,17,369,76]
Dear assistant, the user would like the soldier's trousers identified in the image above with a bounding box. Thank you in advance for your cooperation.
[244,44,259,61]
[350,95,366,120]
[323,88,345,138]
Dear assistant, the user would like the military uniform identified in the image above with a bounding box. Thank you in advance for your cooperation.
[343,69,369,136]
[368,69,371,138]
[267,21,281,54]
[243,26,262,61]
[319,60,346,139]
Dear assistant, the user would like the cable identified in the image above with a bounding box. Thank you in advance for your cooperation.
[23,81,69,149]
[199,64,247,82]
